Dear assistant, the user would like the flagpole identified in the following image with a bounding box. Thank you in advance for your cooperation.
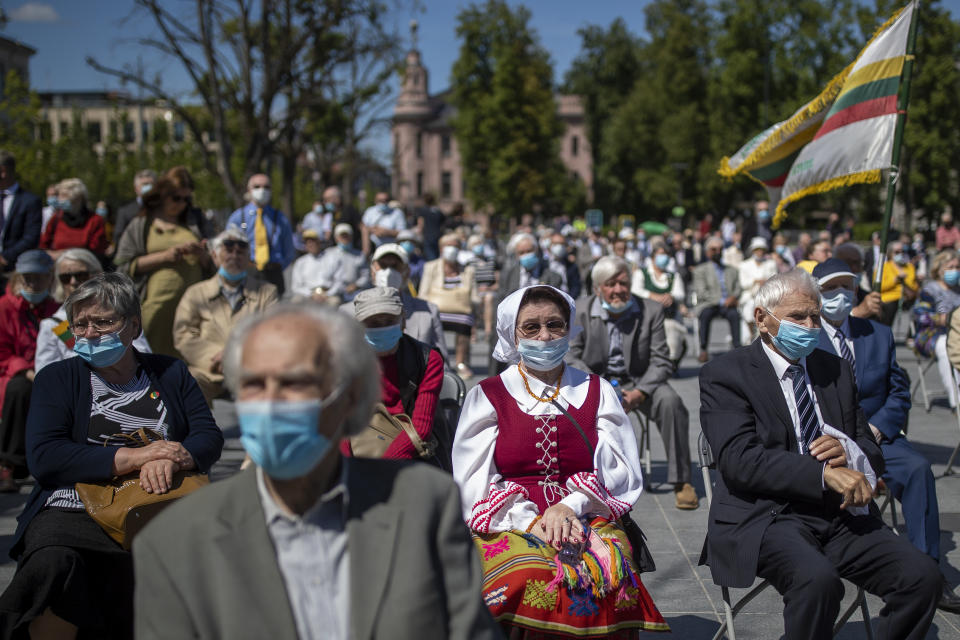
[874,1,920,292]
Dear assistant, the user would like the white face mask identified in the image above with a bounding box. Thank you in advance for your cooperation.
[375,268,404,290]
[442,245,460,263]
[250,187,271,205]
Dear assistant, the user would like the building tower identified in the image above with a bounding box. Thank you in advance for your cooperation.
[392,20,432,204]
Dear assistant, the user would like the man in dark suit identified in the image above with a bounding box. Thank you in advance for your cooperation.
[699,269,941,640]
[567,255,697,510]
[111,169,156,249]
[134,303,499,640]
[813,258,960,613]
[0,150,42,275]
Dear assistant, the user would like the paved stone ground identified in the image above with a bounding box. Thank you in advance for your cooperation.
[1,317,959,638]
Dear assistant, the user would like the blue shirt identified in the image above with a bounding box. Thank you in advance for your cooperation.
[227,203,296,269]
[712,262,728,300]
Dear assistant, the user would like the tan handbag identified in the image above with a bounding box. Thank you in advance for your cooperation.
[350,403,436,460]
[75,428,209,549]
[425,264,474,315]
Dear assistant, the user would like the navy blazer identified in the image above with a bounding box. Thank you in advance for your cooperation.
[1,186,42,269]
[816,317,910,441]
[11,350,224,558]
[698,340,884,587]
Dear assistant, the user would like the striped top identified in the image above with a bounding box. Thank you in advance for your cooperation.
[45,369,170,510]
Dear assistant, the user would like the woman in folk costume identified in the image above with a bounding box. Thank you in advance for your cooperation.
[452,285,667,638]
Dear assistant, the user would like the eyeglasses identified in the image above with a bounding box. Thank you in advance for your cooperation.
[70,317,124,335]
[169,195,188,203]
[222,240,249,251]
[58,271,90,285]
[516,320,568,339]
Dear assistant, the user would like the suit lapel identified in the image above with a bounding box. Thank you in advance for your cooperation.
[213,472,300,638]
[748,340,798,451]
[622,299,642,372]
[348,502,401,640]
[807,352,845,433]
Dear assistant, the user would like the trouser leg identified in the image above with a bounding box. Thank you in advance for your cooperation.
[637,383,690,484]
[0,375,33,469]
[698,307,719,350]
[722,306,742,348]
[663,318,685,361]
[756,514,843,640]
[827,513,940,640]
[880,437,941,561]
[188,367,225,408]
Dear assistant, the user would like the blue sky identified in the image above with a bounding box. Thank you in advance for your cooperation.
[4,0,958,160]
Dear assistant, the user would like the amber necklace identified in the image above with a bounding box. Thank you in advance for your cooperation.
[518,362,563,403]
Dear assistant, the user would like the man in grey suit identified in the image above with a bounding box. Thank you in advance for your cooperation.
[692,236,742,363]
[567,256,698,510]
[134,304,500,640]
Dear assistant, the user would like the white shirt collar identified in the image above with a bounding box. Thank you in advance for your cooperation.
[256,464,349,526]
[760,338,807,381]
[501,363,590,413]
[819,317,850,342]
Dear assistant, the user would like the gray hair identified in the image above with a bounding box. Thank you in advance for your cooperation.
[58,177,88,207]
[507,232,536,255]
[591,256,632,289]
[134,169,157,185]
[222,303,379,437]
[754,268,821,313]
[210,226,249,254]
[704,236,724,251]
[64,272,142,324]
[54,248,103,301]
[648,236,667,253]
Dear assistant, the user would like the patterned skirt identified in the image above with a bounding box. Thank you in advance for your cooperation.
[473,518,668,638]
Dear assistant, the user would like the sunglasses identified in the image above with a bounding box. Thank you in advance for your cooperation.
[516,320,568,339]
[58,271,90,285]
[169,194,190,203]
[222,240,249,251]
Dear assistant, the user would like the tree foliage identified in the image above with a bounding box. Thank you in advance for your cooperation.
[449,0,568,220]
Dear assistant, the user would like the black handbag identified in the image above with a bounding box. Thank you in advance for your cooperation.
[550,398,656,573]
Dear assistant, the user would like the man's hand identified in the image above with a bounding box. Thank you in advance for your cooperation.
[210,351,223,375]
[0,255,7,267]
[344,283,358,294]
[823,466,873,510]
[851,291,881,319]
[808,434,846,468]
[723,295,738,308]
[24,369,35,383]
[538,503,585,550]
[622,389,647,411]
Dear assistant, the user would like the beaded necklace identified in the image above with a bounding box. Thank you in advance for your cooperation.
[517,362,563,403]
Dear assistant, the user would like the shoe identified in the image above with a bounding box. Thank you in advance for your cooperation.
[697,351,709,364]
[674,483,699,510]
[456,363,474,380]
[939,581,960,614]
[0,466,17,493]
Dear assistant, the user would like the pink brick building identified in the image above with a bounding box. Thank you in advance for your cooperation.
[391,37,592,212]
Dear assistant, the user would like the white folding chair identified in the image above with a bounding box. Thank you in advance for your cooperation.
[697,433,874,640]
[944,367,960,476]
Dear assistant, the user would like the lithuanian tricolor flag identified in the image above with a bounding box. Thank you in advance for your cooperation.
[52,319,75,350]
[719,1,916,227]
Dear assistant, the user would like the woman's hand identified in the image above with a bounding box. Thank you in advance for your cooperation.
[140,459,181,494]
[113,441,195,475]
[538,503,584,550]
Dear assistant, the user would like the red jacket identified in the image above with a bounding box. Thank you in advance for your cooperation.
[0,292,59,408]
[39,210,108,255]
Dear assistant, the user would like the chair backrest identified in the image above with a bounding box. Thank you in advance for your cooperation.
[441,370,467,408]
[698,431,716,507]
[430,371,467,473]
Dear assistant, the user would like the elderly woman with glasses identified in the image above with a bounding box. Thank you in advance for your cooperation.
[0,271,223,640]
[35,248,152,373]
[452,285,667,638]
[115,176,212,358]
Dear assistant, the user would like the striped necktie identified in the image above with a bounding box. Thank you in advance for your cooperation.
[834,326,856,380]
[786,364,820,454]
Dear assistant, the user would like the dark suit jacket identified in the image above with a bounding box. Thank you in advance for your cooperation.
[12,350,224,558]
[1,186,41,269]
[698,340,884,587]
[816,317,910,441]
[566,294,674,396]
[133,460,501,640]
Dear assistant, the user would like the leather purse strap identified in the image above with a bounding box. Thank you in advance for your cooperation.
[550,398,595,458]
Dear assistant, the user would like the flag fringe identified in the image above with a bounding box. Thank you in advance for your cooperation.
[720,2,912,181]
[772,169,883,228]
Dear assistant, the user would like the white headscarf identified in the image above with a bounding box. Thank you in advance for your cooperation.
[492,285,580,364]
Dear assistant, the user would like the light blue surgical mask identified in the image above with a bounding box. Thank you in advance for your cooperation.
[46,196,57,207]
[473,245,485,256]
[400,241,416,256]
[324,202,336,213]
[654,254,670,269]
[59,199,72,213]
[338,242,352,251]
[757,209,770,221]
[550,244,567,259]
[517,335,570,372]
[95,207,108,217]
[218,266,247,283]
[767,310,820,361]
[820,289,854,323]
[19,289,48,305]
[74,326,128,368]
[236,388,344,480]
[519,252,539,271]
[601,297,634,315]
[944,269,960,286]
[364,323,402,353]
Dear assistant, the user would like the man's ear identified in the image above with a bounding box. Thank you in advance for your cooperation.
[755,307,769,334]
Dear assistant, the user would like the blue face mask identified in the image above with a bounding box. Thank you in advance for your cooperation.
[757,209,770,221]
[20,289,48,305]
[95,207,108,217]
[218,266,247,283]
[236,389,344,480]
[517,335,570,372]
[767,311,820,361]
[46,196,57,207]
[338,242,352,251]
[519,252,539,271]
[654,254,670,269]
[324,202,336,213]
[400,241,416,256]
[74,326,129,368]
[601,297,634,315]
[59,199,72,213]
[944,269,960,286]
[820,289,854,323]
[473,245,485,256]
[364,324,402,353]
